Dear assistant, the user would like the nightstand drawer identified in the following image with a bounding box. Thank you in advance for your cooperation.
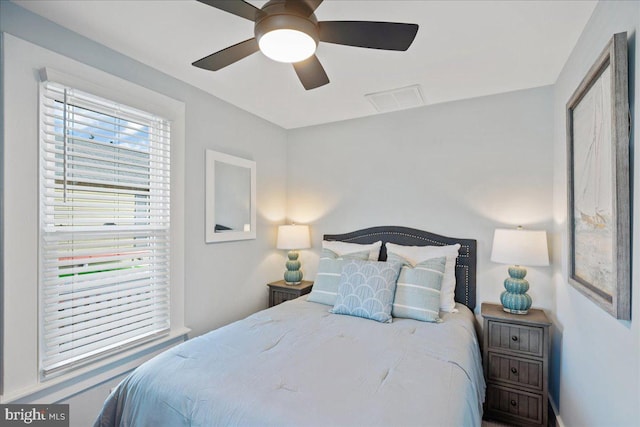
[488,320,544,357]
[271,289,298,306]
[486,384,543,425]
[488,352,543,391]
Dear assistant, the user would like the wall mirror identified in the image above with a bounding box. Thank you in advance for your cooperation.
[205,150,256,243]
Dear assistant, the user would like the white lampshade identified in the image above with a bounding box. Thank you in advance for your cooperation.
[277,224,311,250]
[491,228,549,267]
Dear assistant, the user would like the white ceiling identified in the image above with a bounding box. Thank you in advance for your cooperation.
[14,0,597,129]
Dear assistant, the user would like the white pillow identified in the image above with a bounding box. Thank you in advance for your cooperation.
[322,240,382,261]
[385,242,461,312]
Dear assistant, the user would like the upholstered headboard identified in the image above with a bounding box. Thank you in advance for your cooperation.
[323,226,477,310]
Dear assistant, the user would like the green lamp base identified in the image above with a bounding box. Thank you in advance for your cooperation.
[284,250,303,285]
[500,265,532,315]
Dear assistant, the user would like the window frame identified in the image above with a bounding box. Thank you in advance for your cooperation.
[38,80,173,379]
[0,34,187,403]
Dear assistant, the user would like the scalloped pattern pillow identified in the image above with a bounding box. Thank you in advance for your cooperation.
[331,259,402,323]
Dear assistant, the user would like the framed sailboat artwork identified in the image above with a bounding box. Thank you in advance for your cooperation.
[566,32,630,320]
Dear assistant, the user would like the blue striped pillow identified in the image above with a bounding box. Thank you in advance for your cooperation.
[307,249,370,306]
[388,253,447,322]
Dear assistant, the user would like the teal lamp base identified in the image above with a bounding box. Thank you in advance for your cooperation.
[500,265,532,315]
[284,250,303,285]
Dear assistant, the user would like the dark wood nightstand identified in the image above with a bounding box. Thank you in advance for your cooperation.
[267,280,313,307]
[481,302,552,427]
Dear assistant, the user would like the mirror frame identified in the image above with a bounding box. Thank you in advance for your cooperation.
[205,149,256,243]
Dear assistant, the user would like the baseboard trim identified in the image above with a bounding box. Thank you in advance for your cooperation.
[549,398,565,427]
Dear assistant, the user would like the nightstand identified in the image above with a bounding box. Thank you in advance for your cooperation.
[481,302,552,426]
[267,280,313,307]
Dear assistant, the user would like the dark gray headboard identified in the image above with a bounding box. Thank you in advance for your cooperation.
[323,226,477,310]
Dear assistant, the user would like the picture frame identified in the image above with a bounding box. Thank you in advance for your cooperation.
[566,32,630,320]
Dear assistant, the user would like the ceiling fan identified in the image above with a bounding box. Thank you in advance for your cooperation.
[192,0,419,90]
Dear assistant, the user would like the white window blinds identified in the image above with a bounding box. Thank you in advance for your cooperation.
[39,80,171,377]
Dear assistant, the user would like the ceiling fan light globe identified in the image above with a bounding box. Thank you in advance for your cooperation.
[259,29,317,63]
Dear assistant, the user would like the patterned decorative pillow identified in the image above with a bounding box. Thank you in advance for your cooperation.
[386,242,461,312]
[388,254,447,322]
[331,259,402,323]
[307,249,371,306]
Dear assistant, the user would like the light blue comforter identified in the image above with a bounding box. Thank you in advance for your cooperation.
[95,298,485,426]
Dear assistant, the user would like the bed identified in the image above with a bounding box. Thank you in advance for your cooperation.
[94,226,485,426]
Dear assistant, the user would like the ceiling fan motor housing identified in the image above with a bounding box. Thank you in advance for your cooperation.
[255,0,320,48]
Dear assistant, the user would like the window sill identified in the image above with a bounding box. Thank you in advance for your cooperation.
[0,327,190,404]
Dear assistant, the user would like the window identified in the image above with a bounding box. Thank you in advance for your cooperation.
[39,81,171,378]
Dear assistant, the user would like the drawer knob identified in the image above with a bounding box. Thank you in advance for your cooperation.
[511,367,518,375]
[510,399,517,407]
[511,335,519,342]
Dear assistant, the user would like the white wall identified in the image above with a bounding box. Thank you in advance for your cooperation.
[552,1,640,426]
[1,2,288,425]
[286,86,555,316]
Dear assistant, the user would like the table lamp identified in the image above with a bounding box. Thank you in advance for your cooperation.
[491,227,549,314]
[277,224,311,285]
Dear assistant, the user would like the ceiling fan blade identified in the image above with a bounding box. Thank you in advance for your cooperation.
[318,21,419,51]
[285,0,324,16]
[293,55,329,90]
[192,38,259,71]
[302,0,324,13]
[197,0,265,22]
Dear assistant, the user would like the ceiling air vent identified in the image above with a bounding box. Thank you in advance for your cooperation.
[365,84,425,113]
